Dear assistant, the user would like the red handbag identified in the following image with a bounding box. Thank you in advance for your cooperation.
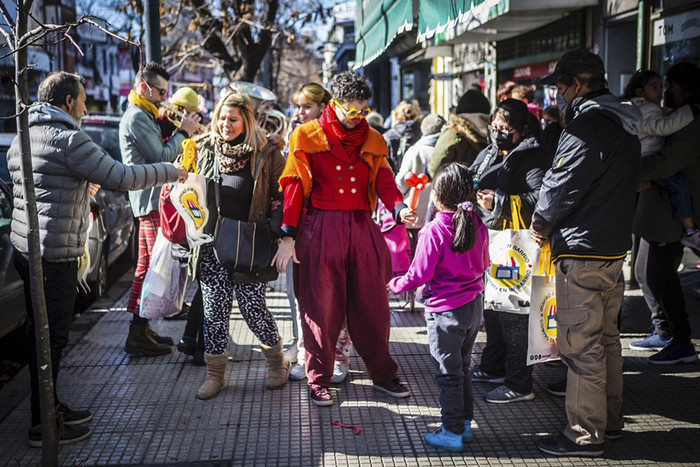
[159,183,188,246]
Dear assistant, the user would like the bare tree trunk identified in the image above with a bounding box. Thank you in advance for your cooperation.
[15,0,58,464]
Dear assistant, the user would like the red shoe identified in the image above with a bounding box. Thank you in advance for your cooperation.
[310,386,333,406]
[372,378,411,398]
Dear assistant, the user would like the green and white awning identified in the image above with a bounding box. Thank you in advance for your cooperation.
[417,0,598,44]
[355,0,415,68]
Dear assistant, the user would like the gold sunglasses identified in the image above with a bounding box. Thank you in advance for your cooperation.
[331,99,370,119]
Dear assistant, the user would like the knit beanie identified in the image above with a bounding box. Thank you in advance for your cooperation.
[455,89,490,115]
[420,114,446,135]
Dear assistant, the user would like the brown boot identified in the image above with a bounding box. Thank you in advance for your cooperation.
[197,352,228,400]
[261,341,291,390]
[124,323,172,356]
[144,321,174,346]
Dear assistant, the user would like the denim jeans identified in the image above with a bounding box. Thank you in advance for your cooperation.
[653,172,692,221]
[425,296,483,434]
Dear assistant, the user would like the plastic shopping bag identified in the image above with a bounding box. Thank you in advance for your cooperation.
[484,228,542,314]
[170,172,213,248]
[526,274,559,365]
[140,230,188,319]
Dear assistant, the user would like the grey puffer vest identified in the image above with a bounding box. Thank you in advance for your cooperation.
[7,103,179,261]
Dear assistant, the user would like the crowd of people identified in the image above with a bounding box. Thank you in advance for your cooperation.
[7,48,699,457]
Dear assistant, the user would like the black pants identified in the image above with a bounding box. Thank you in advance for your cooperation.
[634,239,690,344]
[183,284,204,350]
[478,309,532,393]
[14,249,78,426]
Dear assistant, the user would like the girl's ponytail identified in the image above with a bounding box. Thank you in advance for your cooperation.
[452,201,476,253]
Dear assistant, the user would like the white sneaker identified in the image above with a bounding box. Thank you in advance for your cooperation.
[681,230,700,251]
[331,363,349,384]
[289,362,307,380]
[284,340,299,364]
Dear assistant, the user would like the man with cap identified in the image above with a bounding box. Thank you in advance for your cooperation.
[427,89,490,179]
[530,49,642,457]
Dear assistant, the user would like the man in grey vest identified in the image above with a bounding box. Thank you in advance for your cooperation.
[8,71,186,447]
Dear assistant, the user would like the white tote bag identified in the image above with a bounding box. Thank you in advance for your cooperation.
[526,274,559,365]
[484,228,542,314]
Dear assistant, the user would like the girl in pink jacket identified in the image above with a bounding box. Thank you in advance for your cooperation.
[388,162,490,453]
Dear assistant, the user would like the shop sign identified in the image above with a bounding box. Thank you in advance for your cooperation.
[653,9,700,46]
[512,61,557,81]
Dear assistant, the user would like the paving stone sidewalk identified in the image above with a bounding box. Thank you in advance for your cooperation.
[0,267,699,466]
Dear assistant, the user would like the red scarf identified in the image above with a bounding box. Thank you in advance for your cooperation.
[320,103,369,155]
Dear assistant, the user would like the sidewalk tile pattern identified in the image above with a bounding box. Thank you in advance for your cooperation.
[0,274,699,466]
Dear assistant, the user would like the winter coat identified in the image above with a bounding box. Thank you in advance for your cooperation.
[531,90,642,260]
[188,133,286,283]
[119,102,186,217]
[383,119,421,171]
[7,103,179,261]
[631,97,694,156]
[635,116,700,243]
[395,132,440,228]
[469,136,549,229]
[388,210,490,312]
[427,112,489,179]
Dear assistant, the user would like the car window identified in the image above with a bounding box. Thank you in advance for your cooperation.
[83,125,121,162]
[0,187,11,228]
[0,148,9,185]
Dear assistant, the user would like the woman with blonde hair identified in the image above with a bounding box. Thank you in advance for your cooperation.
[189,92,289,400]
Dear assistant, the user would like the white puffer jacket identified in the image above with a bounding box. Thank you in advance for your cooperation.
[7,103,179,261]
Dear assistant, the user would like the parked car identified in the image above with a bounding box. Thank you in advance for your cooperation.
[0,179,26,339]
[0,122,134,307]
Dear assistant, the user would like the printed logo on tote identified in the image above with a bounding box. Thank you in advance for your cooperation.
[177,187,206,227]
[487,242,534,294]
[538,291,557,344]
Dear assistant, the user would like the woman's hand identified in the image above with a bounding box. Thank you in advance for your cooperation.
[88,183,101,197]
[476,189,495,211]
[273,236,298,273]
[530,226,547,248]
[399,207,417,225]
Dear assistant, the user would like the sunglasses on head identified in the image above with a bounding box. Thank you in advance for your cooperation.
[331,99,370,119]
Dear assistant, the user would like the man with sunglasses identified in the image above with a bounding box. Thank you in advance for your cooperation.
[119,61,202,356]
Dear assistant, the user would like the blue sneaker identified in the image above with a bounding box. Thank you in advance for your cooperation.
[629,331,673,351]
[425,425,463,452]
[649,342,698,365]
[462,420,474,442]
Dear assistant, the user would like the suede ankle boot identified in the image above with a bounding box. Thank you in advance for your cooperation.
[261,341,291,390]
[124,323,172,356]
[197,352,229,400]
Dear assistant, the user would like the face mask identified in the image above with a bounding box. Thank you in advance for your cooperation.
[555,92,569,117]
[490,127,517,151]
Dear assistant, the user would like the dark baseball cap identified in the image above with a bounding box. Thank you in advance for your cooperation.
[540,49,606,85]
